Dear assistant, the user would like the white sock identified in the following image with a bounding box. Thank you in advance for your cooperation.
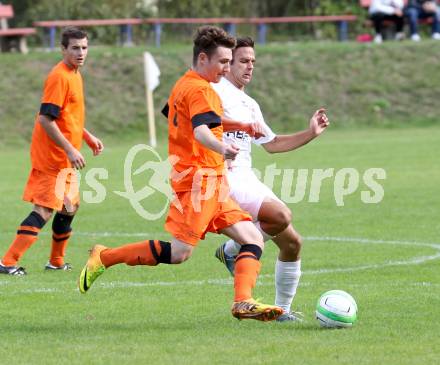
[223,239,241,257]
[275,259,301,313]
[223,221,273,257]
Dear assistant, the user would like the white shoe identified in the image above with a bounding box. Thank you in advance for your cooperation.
[395,32,405,41]
[373,34,383,44]
[411,34,421,42]
[432,32,440,40]
[276,311,305,323]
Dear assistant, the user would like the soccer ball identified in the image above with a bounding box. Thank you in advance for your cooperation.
[316,290,357,328]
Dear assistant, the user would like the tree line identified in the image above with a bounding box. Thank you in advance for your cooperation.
[10,0,364,25]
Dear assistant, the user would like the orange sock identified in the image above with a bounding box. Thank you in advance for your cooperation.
[49,232,71,267]
[100,240,171,268]
[2,212,46,267]
[234,252,261,302]
[2,226,41,266]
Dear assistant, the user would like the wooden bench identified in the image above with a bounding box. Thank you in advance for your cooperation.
[0,4,36,53]
[34,15,358,50]
[146,16,358,47]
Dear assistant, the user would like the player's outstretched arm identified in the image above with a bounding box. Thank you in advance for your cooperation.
[193,124,239,160]
[39,114,86,169]
[262,108,330,154]
[83,128,104,156]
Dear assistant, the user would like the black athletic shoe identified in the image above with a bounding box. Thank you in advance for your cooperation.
[0,263,27,276]
[44,262,72,271]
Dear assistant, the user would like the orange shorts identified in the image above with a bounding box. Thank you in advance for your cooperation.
[165,187,251,246]
[22,168,80,212]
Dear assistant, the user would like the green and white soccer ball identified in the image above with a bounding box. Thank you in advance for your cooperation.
[316,290,358,328]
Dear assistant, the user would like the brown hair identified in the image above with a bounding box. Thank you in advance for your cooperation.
[61,27,88,48]
[235,36,254,50]
[193,26,236,66]
[231,36,255,64]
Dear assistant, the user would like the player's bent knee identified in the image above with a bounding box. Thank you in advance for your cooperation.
[63,203,79,215]
[273,207,292,231]
[170,240,194,264]
[33,206,53,222]
[171,251,192,264]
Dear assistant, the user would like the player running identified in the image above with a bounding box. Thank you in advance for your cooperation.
[78,26,283,322]
[212,37,329,321]
[0,27,103,276]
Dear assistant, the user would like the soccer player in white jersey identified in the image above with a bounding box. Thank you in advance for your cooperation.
[212,36,329,322]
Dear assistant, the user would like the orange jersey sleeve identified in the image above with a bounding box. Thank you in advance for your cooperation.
[188,88,222,128]
[40,70,69,118]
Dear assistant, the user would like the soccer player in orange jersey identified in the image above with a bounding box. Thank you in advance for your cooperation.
[78,26,283,321]
[0,27,103,276]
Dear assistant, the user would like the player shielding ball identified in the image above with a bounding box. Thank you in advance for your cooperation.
[212,36,329,321]
[78,26,283,322]
[0,27,103,276]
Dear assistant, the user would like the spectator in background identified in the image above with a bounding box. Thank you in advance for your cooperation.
[369,0,405,43]
[405,0,440,41]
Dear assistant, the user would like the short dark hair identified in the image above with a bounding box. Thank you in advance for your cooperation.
[235,36,254,50]
[193,26,236,66]
[231,36,254,64]
[61,27,88,48]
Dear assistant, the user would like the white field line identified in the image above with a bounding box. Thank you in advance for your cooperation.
[2,230,440,249]
[0,235,439,294]
[4,280,440,296]
[306,236,440,250]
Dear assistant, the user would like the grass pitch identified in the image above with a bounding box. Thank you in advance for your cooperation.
[0,127,439,365]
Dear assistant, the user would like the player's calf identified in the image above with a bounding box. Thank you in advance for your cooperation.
[78,239,176,293]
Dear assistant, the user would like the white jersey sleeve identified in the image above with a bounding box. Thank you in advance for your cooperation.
[250,100,276,145]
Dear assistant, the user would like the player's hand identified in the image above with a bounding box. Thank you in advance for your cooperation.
[222,143,240,160]
[309,108,330,136]
[245,122,266,139]
[67,148,86,169]
[86,134,104,156]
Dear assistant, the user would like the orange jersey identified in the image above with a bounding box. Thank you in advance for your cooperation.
[30,61,85,175]
[167,70,224,192]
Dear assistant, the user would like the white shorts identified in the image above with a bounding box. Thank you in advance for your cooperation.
[227,167,282,220]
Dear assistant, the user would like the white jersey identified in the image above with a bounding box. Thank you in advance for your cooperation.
[369,0,404,15]
[211,77,276,168]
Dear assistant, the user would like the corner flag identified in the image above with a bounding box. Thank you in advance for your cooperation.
[143,52,160,147]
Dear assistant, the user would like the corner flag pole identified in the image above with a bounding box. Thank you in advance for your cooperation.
[143,52,160,148]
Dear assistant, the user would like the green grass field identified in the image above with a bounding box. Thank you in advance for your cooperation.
[1,128,439,365]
